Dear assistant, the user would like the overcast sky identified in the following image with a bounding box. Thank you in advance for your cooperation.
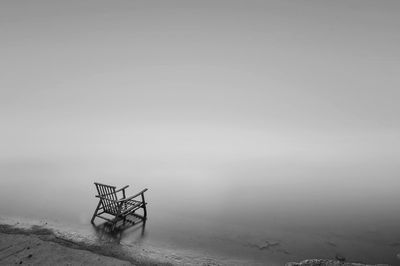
[1,0,399,163]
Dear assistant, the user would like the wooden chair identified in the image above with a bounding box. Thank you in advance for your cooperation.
[91,182,148,229]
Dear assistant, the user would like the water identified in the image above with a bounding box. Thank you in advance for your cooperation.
[1,127,400,265]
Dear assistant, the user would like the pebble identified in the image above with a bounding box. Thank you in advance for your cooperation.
[335,254,346,262]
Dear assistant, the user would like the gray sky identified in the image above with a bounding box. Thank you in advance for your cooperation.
[1,0,399,163]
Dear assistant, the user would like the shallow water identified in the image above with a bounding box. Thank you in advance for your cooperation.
[1,128,400,265]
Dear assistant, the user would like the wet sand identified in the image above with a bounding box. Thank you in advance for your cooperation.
[0,223,172,266]
[0,232,133,266]
[0,220,257,266]
[0,220,394,266]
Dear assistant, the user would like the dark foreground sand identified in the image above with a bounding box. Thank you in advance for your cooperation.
[0,232,132,266]
[285,260,391,266]
[0,224,172,266]
[0,223,392,266]
[0,222,236,266]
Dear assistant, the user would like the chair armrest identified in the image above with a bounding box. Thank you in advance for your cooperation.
[115,185,129,197]
[118,188,148,202]
[116,185,129,193]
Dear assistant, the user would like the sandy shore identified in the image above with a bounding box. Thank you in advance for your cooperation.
[0,221,393,266]
[0,220,241,266]
[0,223,174,266]
[0,232,132,266]
[285,260,391,266]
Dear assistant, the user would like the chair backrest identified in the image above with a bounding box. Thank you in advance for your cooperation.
[94,182,119,214]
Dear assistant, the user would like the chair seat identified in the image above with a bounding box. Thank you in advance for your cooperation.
[102,200,143,216]
[120,199,144,215]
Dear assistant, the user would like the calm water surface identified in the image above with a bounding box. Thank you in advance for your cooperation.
[1,156,400,265]
[1,129,400,265]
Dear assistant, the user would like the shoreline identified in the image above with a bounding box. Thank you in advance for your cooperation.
[0,218,393,266]
[0,223,170,266]
[0,217,254,266]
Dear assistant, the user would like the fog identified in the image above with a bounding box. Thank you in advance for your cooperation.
[1,0,400,264]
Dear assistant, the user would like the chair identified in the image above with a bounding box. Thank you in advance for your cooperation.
[91,182,148,229]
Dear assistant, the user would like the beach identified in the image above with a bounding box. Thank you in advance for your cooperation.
[0,221,162,266]
[0,232,132,266]
[0,218,255,266]
[0,220,394,266]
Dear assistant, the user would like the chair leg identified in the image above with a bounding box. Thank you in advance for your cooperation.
[141,194,147,220]
[140,220,146,237]
[142,205,147,220]
[91,201,101,224]
[111,216,119,231]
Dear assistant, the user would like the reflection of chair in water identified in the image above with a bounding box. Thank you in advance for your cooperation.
[91,182,148,230]
[92,216,146,244]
